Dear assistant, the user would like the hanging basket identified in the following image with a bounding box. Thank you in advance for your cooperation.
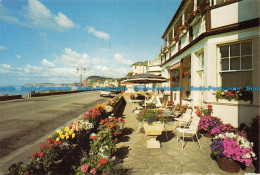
[217,157,241,173]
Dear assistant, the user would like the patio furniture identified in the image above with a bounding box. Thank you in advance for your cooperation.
[174,108,192,128]
[131,99,144,112]
[176,115,201,149]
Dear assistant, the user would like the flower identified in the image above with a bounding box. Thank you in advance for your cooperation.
[38,152,44,158]
[47,138,52,144]
[81,164,89,173]
[92,136,96,140]
[48,144,52,149]
[90,168,97,174]
[24,171,30,175]
[40,143,45,149]
[115,138,118,142]
[101,158,107,164]
[112,156,116,160]
[72,133,75,139]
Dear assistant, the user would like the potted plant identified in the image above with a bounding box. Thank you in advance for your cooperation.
[177,25,187,38]
[129,94,135,100]
[191,6,202,26]
[137,109,166,148]
[194,105,213,118]
[214,89,252,104]
[198,115,222,138]
[211,132,257,173]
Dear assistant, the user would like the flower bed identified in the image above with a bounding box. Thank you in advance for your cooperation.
[7,95,126,175]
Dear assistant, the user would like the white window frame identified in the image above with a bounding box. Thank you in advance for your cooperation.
[218,40,253,87]
[219,41,253,73]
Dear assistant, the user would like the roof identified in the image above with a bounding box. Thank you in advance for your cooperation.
[161,0,187,39]
[131,60,148,66]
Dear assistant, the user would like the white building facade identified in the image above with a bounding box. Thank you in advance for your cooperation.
[159,0,259,127]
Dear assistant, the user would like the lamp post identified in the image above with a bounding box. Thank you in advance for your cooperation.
[77,66,86,86]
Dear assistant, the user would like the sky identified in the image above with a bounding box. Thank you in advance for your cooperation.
[0,0,181,86]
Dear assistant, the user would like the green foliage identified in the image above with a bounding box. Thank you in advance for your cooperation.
[137,109,166,124]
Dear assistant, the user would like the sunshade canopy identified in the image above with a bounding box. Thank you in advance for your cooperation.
[121,73,168,84]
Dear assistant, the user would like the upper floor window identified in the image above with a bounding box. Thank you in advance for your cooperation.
[212,0,233,5]
[198,52,204,69]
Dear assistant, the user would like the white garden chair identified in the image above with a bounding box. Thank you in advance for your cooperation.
[174,108,192,128]
[176,115,201,149]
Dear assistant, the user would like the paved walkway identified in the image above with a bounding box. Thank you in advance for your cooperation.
[116,99,255,175]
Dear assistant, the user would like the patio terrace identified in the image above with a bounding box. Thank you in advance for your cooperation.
[116,96,256,174]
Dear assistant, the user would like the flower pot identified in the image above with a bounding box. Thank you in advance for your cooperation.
[203,132,213,138]
[190,15,201,26]
[217,157,241,173]
[143,122,164,135]
[217,99,251,104]
[179,29,187,38]
[170,41,176,47]
[143,122,164,148]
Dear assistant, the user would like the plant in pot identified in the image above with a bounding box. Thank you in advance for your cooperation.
[198,115,222,138]
[137,109,166,148]
[211,132,257,173]
[129,94,135,100]
[194,105,213,118]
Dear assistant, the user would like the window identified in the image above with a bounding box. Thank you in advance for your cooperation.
[198,52,204,69]
[220,42,252,71]
[213,0,233,5]
[219,41,253,88]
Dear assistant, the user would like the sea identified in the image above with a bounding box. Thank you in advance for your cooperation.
[0,85,79,96]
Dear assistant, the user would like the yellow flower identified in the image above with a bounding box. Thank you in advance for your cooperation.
[56,129,61,134]
[60,135,65,139]
[72,133,75,139]
[69,129,74,134]
[64,127,69,132]
[66,135,69,139]
[56,137,60,141]
[65,133,69,137]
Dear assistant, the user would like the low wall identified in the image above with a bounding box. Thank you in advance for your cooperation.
[29,90,87,97]
[0,95,22,101]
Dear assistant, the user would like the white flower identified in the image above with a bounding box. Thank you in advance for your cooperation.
[90,133,96,137]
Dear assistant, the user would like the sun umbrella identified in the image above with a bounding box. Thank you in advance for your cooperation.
[121,73,168,107]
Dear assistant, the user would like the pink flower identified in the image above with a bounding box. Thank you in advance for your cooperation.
[81,164,89,173]
[90,168,96,174]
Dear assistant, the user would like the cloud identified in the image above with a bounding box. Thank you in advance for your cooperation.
[54,12,74,28]
[114,53,133,65]
[41,58,55,67]
[85,26,110,40]
[0,0,74,30]
[0,64,11,69]
[56,48,91,67]
[15,55,21,58]
[0,45,8,50]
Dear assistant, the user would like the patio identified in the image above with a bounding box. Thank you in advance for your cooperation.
[116,97,256,175]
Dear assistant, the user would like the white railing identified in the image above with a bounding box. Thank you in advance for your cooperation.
[193,15,206,39]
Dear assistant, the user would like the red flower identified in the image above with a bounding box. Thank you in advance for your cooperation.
[102,173,107,175]
[47,138,52,144]
[229,93,234,96]
[40,143,45,149]
[38,152,44,158]
[101,120,105,124]
[92,136,96,140]
[115,138,118,142]
[208,105,212,109]
[30,153,36,158]
[100,134,102,137]
[100,158,107,164]
[98,163,102,167]
[48,144,52,149]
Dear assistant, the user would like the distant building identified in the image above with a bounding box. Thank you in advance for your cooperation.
[93,79,119,88]
[131,61,148,75]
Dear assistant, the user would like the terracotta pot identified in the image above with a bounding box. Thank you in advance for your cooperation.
[217,157,241,173]
[203,132,213,138]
